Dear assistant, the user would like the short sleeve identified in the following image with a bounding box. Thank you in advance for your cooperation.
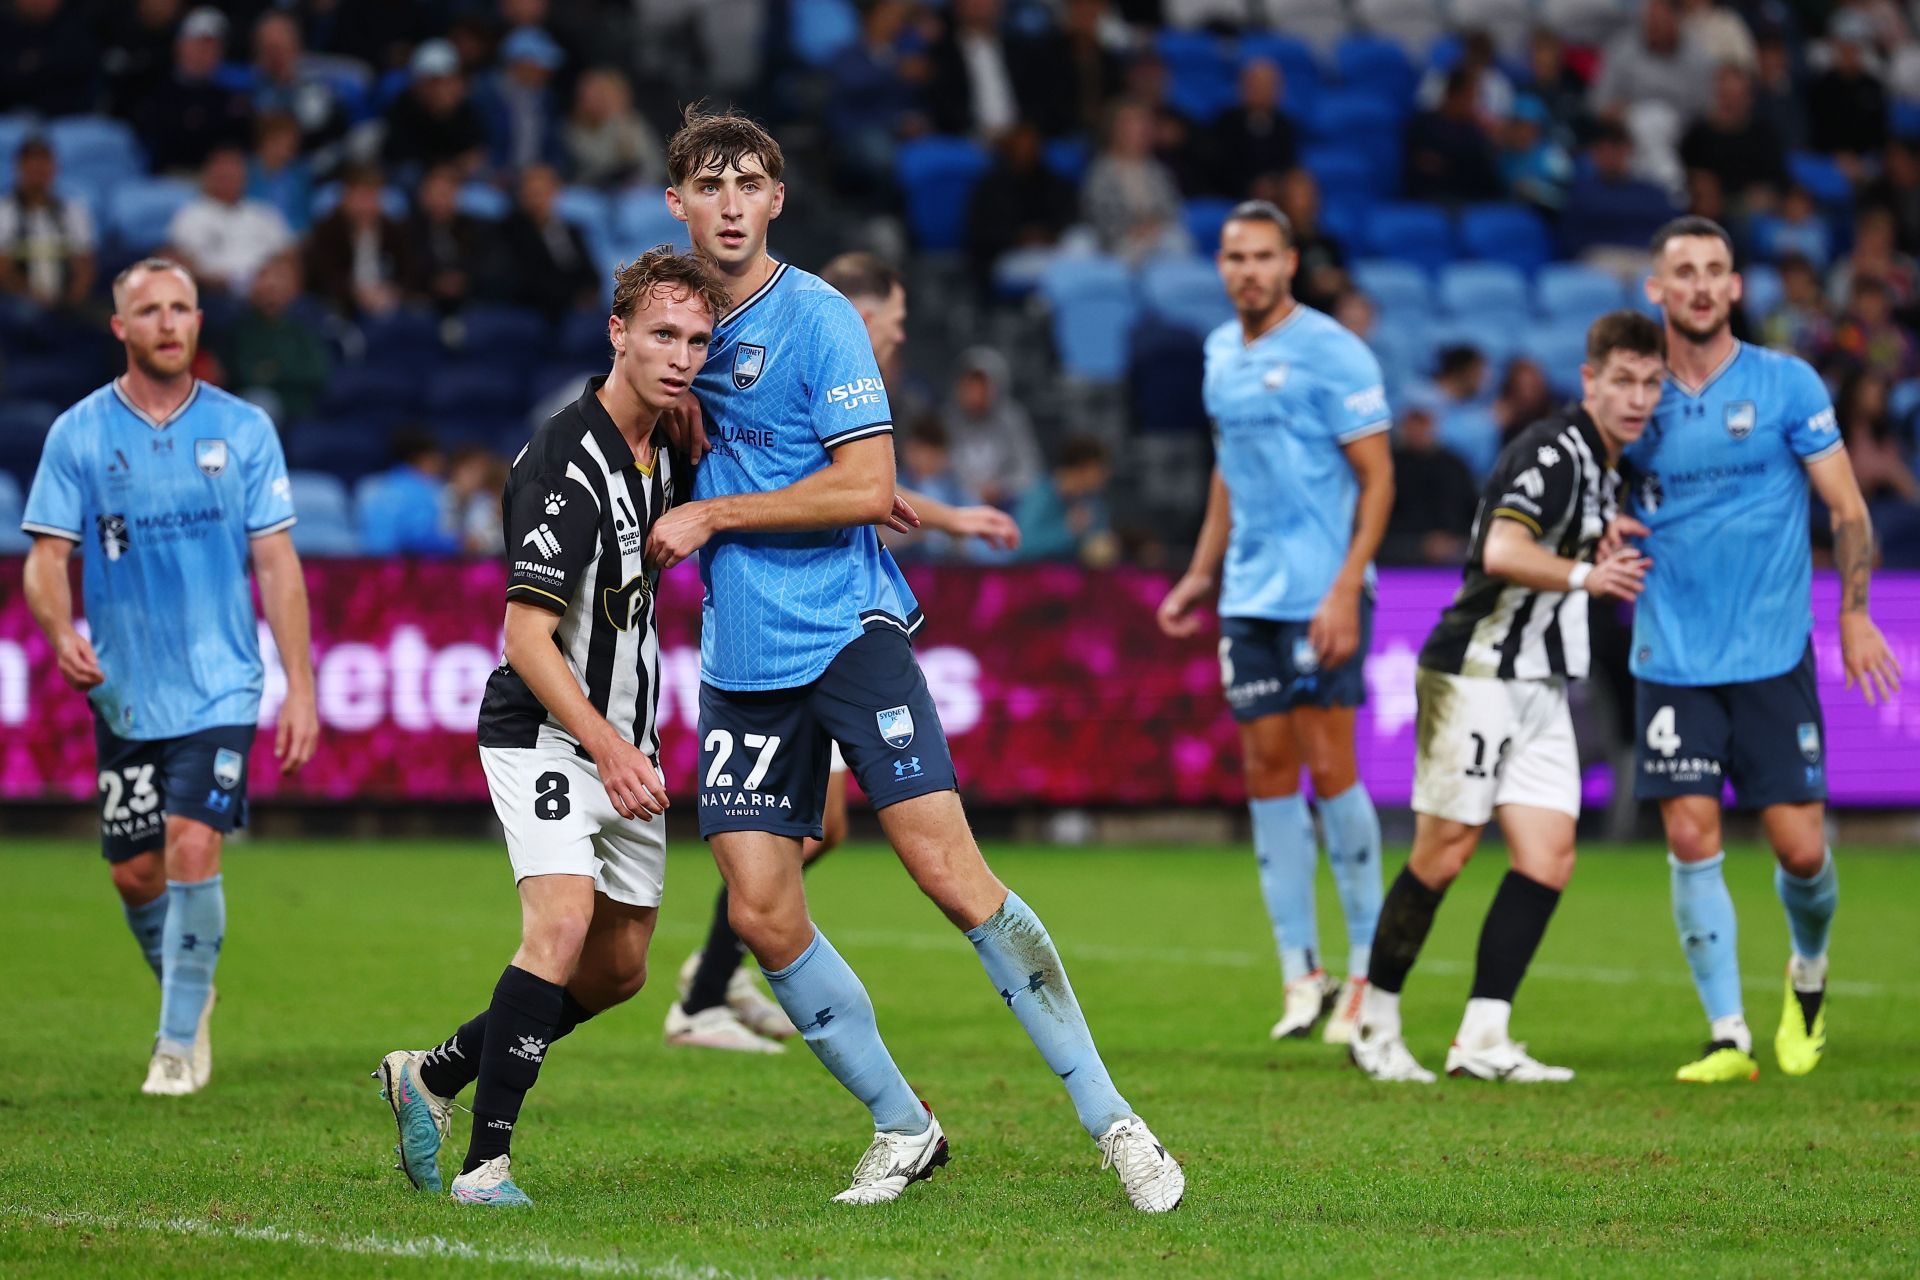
[806,297,893,450]
[503,472,602,613]
[20,416,85,542]
[244,418,297,537]
[1322,334,1391,443]
[1486,434,1577,539]
[1781,358,1842,462]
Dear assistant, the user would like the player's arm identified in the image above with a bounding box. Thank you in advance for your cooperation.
[502,601,668,819]
[22,535,104,690]
[898,485,1020,550]
[1806,448,1902,704]
[646,435,897,570]
[1157,465,1231,638]
[1308,360,1396,665]
[1483,518,1646,599]
[251,531,319,773]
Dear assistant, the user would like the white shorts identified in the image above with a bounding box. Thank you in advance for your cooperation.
[478,745,667,908]
[1411,668,1581,827]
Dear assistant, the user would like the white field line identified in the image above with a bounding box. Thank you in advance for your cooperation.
[1,1204,833,1280]
[653,921,1909,999]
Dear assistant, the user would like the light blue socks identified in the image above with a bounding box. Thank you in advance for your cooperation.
[123,893,168,983]
[1671,853,1742,1023]
[1318,783,1383,977]
[967,891,1131,1137]
[158,876,224,1051]
[764,929,926,1134]
[1776,848,1838,962]
[1250,793,1319,982]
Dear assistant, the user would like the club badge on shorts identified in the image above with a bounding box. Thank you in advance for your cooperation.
[1292,636,1320,674]
[1797,722,1821,763]
[732,344,765,390]
[195,438,229,477]
[877,705,915,750]
[213,747,244,790]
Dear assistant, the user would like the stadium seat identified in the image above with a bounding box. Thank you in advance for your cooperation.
[789,0,859,66]
[556,186,612,243]
[611,188,688,252]
[1741,263,1784,324]
[1457,202,1552,272]
[284,419,392,479]
[1302,145,1384,203]
[1305,90,1404,146]
[452,304,552,363]
[309,182,409,221]
[1318,197,1368,253]
[5,351,106,404]
[894,137,991,253]
[1362,202,1453,272]
[1429,315,1516,368]
[1437,261,1529,320]
[555,309,610,362]
[289,513,361,556]
[108,178,197,253]
[0,468,23,538]
[1535,264,1627,320]
[1519,322,1593,396]
[1788,152,1851,207]
[423,363,527,420]
[320,362,424,417]
[1182,198,1237,254]
[456,183,511,221]
[288,471,352,526]
[1352,258,1432,315]
[46,116,144,182]
[0,399,58,481]
[1893,98,1920,141]
[1044,137,1090,184]
[354,310,443,368]
[1352,0,1447,57]
[1158,30,1239,121]
[1537,0,1631,46]
[1139,255,1233,338]
[1039,255,1137,382]
[1239,33,1324,111]
[1127,316,1209,436]
[1332,35,1419,112]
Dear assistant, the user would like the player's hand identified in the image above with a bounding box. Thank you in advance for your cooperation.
[645,501,715,571]
[1840,611,1902,706]
[54,630,105,690]
[885,491,921,535]
[1582,547,1651,602]
[1598,514,1650,562]
[659,390,709,463]
[275,686,319,774]
[595,736,670,820]
[944,504,1021,550]
[1309,582,1363,668]
[1156,572,1214,638]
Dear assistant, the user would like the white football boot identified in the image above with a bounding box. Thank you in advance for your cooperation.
[832,1107,949,1205]
[1322,976,1367,1046]
[664,1001,784,1054]
[1096,1116,1185,1213]
[1269,969,1337,1039]
[677,951,797,1041]
[1349,1020,1437,1083]
[141,1047,197,1096]
[1445,1039,1575,1082]
[449,1154,533,1207]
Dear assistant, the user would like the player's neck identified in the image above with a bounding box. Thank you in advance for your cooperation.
[716,251,778,317]
[1238,296,1297,345]
[1579,401,1625,466]
[1664,325,1737,393]
[116,368,195,422]
[595,373,660,464]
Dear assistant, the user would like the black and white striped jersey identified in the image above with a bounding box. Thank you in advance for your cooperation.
[1419,405,1619,680]
[478,377,678,755]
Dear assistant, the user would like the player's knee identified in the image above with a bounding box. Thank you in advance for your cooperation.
[1775,841,1826,880]
[1664,812,1721,860]
[1306,761,1357,798]
[523,912,592,973]
[1242,758,1299,799]
[164,824,222,880]
[578,957,648,1009]
[109,855,165,905]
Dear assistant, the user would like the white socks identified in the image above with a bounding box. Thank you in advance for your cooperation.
[1710,1013,1753,1053]
[1455,997,1512,1051]
[1788,952,1828,993]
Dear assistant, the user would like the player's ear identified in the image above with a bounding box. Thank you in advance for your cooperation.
[608,313,626,357]
[1727,271,1744,304]
[663,184,686,224]
[1641,273,1661,305]
[769,181,785,220]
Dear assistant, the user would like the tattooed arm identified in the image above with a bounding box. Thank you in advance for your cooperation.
[1806,448,1903,704]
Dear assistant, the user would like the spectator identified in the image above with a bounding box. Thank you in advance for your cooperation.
[945,346,1043,506]
[1863,141,1920,255]
[1493,356,1556,446]
[246,112,314,233]
[382,38,487,182]
[1499,96,1575,215]
[166,145,294,295]
[893,418,1005,564]
[1808,14,1888,172]
[0,0,98,116]
[1013,436,1119,567]
[1589,0,1710,122]
[304,163,412,319]
[1142,57,1210,197]
[1418,30,1516,127]
[1678,0,1757,72]
[564,67,665,190]
[247,10,350,166]
[1268,168,1347,313]
[1752,32,1809,153]
[1826,276,1918,381]
[103,0,184,120]
[476,26,569,176]
[0,137,96,315]
[965,122,1078,294]
[403,160,494,316]
[1403,69,1504,204]
[1082,98,1190,263]
[1019,0,1127,138]
[1828,205,1920,311]
[1383,403,1479,565]
[826,0,932,189]
[1207,59,1298,199]
[1760,186,1832,269]
[1761,253,1834,355]
[138,6,254,174]
[1332,287,1375,341]
[1518,28,1586,145]
[1680,64,1789,213]
[495,162,599,318]
[220,249,329,423]
[927,0,1022,138]
[1422,344,1501,477]
[359,426,461,556]
[446,444,508,555]
[1835,370,1918,502]
[1559,120,1683,257]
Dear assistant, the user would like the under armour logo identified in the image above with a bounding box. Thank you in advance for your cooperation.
[893,757,923,779]
[999,971,1046,1007]
[1684,932,1720,947]
[799,1007,835,1032]
[180,933,222,953]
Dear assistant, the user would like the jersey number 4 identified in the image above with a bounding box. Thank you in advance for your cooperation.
[1646,705,1682,758]
[704,730,782,790]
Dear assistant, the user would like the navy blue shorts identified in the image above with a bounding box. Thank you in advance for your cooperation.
[697,627,957,839]
[1219,596,1374,722]
[93,716,256,862]
[1634,643,1827,809]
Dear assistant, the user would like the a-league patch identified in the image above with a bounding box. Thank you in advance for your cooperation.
[1797,722,1821,763]
[195,438,229,477]
[1724,401,1756,440]
[877,704,915,749]
[732,344,765,390]
[213,747,244,790]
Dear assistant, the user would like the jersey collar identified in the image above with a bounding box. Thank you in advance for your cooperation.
[1240,300,1306,350]
[717,259,788,332]
[576,375,662,471]
[1665,339,1743,399]
[1567,402,1609,467]
[111,377,200,430]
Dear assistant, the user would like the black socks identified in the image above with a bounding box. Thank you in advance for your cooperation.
[1368,867,1447,995]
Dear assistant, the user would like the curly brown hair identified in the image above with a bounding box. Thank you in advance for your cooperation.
[665,103,785,187]
[610,246,729,331]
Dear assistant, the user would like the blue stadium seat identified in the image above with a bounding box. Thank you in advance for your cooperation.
[5,351,105,403]
[894,137,990,252]
[1182,197,1236,254]
[0,116,34,166]
[1318,197,1368,253]
[555,309,610,362]
[530,360,597,405]
[454,304,552,362]
[1303,145,1384,203]
[1239,33,1323,113]
[284,419,392,480]
[556,186,612,243]
[1363,202,1453,271]
[1139,255,1232,338]
[310,183,409,221]
[423,363,527,419]
[355,310,444,368]
[1127,317,1209,436]
[290,513,361,556]
[456,183,511,221]
[0,469,23,541]
[1519,321,1593,396]
[1894,99,1920,141]
[790,0,860,66]
[1333,35,1418,111]
[0,399,59,480]
[1429,315,1517,368]
[109,178,197,253]
[1158,30,1238,121]
[1352,258,1432,315]
[1305,91,1403,144]
[1457,202,1552,272]
[1438,261,1529,320]
[1044,137,1090,184]
[1040,255,1137,382]
[1788,152,1851,207]
[47,116,144,181]
[288,470,352,526]
[320,362,424,416]
[1534,264,1627,320]
[611,188,688,252]
[0,523,27,554]
[1742,263,1784,323]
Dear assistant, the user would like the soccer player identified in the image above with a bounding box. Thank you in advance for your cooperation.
[667,250,1020,1054]
[1623,217,1900,1082]
[20,257,318,1096]
[1156,200,1395,1045]
[373,250,727,1205]
[645,108,1182,1211]
[1350,311,1661,1083]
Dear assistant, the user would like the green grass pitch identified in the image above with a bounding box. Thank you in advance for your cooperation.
[1,837,1914,1278]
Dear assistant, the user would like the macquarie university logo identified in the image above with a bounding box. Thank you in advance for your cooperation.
[877,705,915,749]
[195,438,228,477]
[96,513,131,560]
[1724,401,1756,440]
[733,343,766,390]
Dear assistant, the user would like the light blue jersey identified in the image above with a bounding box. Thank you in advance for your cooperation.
[691,262,920,691]
[1625,342,1840,686]
[1203,304,1390,621]
[21,380,296,738]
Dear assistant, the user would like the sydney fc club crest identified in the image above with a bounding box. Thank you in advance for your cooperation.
[1798,722,1821,764]
[877,705,915,750]
[732,344,766,390]
[195,438,229,477]
[1291,636,1320,674]
[1724,401,1756,440]
[213,748,244,790]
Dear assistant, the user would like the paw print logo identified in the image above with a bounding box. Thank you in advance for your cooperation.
[544,492,566,516]
[1537,445,1560,467]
